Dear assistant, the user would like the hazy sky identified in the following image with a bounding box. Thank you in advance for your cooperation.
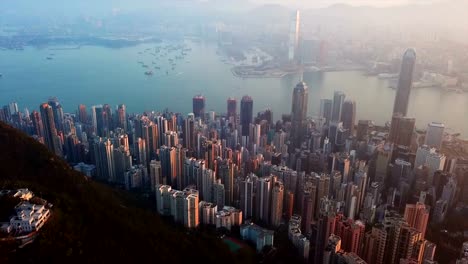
[250,0,444,8]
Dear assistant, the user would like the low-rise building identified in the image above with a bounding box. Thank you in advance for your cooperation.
[240,222,274,252]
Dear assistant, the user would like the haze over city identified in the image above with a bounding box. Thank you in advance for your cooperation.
[0,1,467,264]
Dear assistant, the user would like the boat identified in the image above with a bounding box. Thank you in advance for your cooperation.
[46,57,53,60]
[166,71,169,75]
[155,66,160,70]
[144,71,153,76]
[142,65,148,68]
[0,73,2,77]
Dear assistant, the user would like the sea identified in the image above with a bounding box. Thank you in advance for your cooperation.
[0,40,467,138]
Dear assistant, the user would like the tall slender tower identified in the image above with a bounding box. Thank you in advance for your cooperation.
[270,181,284,228]
[30,110,44,138]
[116,104,127,132]
[393,49,416,116]
[291,81,309,148]
[47,97,64,133]
[288,10,300,62]
[39,103,61,156]
[240,95,253,138]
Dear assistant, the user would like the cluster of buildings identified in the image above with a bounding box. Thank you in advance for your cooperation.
[0,189,51,236]
[1,47,468,263]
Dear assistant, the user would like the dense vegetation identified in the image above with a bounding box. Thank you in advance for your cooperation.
[0,122,254,264]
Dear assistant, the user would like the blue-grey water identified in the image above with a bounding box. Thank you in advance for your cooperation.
[0,41,467,137]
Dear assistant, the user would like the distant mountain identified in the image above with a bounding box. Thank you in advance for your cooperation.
[0,122,254,264]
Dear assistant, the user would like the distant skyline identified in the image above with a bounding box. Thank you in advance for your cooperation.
[249,0,445,8]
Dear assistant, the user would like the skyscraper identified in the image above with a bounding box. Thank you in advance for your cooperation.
[184,114,195,151]
[341,100,356,135]
[393,48,416,116]
[256,176,272,224]
[240,95,253,138]
[227,97,237,120]
[288,10,300,62]
[270,181,284,227]
[404,202,429,239]
[39,103,61,156]
[425,122,445,149]
[78,104,88,124]
[291,81,309,148]
[48,97,64,133]
[331,91,345,122]
[388,114,415,147]
[192,95,205,119]
[30,110,44,138]
[320,99,333,123]
[116,104,127,132]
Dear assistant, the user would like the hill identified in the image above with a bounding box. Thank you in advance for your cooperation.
[0,122,254,264]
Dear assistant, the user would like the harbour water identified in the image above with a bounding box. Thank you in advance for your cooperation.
[0,41,467,137]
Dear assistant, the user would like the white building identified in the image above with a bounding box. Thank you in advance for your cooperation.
[7,201,51,233]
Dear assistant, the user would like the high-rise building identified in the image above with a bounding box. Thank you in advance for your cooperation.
[291,81,309,148]
[341,100,356,135]
[184,114,195,150]
[388,114,415,147]
[240,174,255,219]
[30,110,44,138]
[78,104,88,124]
[393,48,416,116]
[47,97,64,133]
[390,223,422,264]
[331,91,345,122]
[404,202,429,239]
[256,176,272,224]
[218,159,235,206]
[213,181,225,209]
[192,95,205,119]
[320,99,333,123]
[240,95,253,138]
[116,104,127,132]
[424,122,444,149]
[227,97,237,120]
[150,160,163,189]
[288,10,300,62]
[363,225,387,264]
[356,120,371,141]
[270,181,284,227]
[39,103,62,156]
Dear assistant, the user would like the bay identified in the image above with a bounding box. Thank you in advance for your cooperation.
[0,41,467,138]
